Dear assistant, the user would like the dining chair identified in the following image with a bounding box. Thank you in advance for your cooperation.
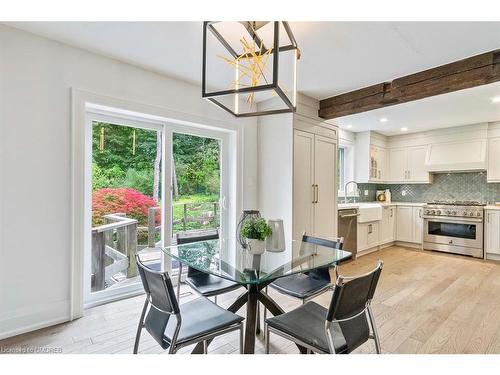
[133,254,244,354]
[262,234,344,327]
[175,230,242,304]
[264,260,384,354]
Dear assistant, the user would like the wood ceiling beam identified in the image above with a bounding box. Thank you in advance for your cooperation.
[318,49,500,120]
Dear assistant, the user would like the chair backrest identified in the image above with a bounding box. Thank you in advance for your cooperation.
[301,234,344,280]
[302,233,344,250]
[327,260,383,322]
[326,260,383,352]
[136,255,180,314]
[136,255,180,348]
[176,229,219,245]
[176,230,219,277]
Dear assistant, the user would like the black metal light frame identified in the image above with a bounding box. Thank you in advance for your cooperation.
[202,21,299,117]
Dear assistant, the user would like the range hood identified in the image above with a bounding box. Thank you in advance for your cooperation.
[425,139,487,172]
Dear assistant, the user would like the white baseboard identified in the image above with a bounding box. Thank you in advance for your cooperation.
[0,300,70,340]
[486,253,500,262]
[395,241,423,250]
[356,246,380,257]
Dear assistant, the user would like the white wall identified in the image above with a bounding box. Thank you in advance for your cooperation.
[0,25,258,339]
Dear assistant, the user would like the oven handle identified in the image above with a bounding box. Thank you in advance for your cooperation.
[423,216,483,224]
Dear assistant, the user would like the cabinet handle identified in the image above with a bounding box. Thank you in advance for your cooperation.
[378,170,381,179]
[390,208,393,218]
[409,170,411,180]
[488,212,490,223]
[368,224,373,234]
[419,209,422,218]
[316,185,319,203]
[312,184,315,204]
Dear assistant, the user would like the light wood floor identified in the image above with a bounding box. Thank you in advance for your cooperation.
[3,246,500,354]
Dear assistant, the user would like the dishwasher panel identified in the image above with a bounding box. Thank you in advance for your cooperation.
[338,208,359,258]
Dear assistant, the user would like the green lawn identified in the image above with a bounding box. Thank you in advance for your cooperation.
[172,193,220,234]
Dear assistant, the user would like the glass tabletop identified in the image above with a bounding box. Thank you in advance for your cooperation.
[154,237,352,285]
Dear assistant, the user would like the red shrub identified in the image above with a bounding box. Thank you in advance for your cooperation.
[92,188,160,226]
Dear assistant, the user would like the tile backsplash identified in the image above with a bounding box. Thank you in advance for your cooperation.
[356,172,500,204]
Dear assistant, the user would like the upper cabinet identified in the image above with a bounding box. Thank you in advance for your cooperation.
[388,146,431,183]
[355,132,388,183]
[487,137,500,182]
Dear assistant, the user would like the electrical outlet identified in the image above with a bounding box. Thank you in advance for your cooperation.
[402,190,407,196]
[364,190,369,196]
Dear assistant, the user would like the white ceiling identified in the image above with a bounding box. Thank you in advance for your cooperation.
[4,21,500,133]
[6,21,500,99]
[329,82,500,136]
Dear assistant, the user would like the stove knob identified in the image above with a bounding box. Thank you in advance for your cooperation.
[425,209,430,215]
[430,210,435,215]
[452,211,457,216]
[470,212,475,217]
[436,210,441,215]
[446,210,450,215]
[477,212,481,217]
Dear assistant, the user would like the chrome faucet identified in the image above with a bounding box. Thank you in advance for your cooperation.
[344,180,360,204]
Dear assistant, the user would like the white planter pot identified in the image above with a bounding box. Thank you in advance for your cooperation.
[247,239,266,255]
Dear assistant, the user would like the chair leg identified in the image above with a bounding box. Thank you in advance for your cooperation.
[256,301,261,334]
[176,263,183,299]
[367,305,381,354]
[263,286,268,335]
[265,326,270,354]
[203,340,208,354]
[133,298,149,354]
[239,324,244,354]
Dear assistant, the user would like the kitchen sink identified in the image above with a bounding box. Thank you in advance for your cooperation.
[357,204,383,223]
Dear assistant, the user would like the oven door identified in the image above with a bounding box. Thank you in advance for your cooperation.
[423,216,483,249]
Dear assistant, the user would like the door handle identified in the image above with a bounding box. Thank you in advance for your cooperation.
[316,185,319,203]
[390,208,393,218]
[312,184,315,204]
[408,170,411,180]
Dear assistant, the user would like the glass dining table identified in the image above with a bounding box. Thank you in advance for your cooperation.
[160,237,352,354]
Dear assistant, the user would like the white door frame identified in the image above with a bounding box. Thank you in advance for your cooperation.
[71,89,240,319]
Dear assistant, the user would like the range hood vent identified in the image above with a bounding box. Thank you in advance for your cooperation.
[425,139,487,172]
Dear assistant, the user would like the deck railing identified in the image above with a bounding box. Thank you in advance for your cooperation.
[91,213,138,292]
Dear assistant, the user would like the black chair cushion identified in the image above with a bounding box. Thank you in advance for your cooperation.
[270,272,330,299]
[162,297,243,347]
[266,301,371,354]
[185,273,241,297]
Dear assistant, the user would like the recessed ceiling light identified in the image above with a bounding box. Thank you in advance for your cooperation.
[400,127,408,132]
[346,125,353,129]
[379,117,388,123]
[492,96,500,103]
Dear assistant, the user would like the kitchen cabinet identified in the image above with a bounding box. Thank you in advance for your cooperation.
[355,131,388,183]
[380,205,396,244]
[293,128,337,242]
[358,221,379,251]
[488,138,500,182]
[370,146,387,181]
[396,205,423,244]
[485,210,500,257]
[388,146,430,183]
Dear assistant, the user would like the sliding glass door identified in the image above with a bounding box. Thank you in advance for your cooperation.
[84,110,230,307]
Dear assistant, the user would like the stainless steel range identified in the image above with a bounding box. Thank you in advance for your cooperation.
[423,200,485,258]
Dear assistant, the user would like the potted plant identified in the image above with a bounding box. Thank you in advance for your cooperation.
[240,218,273,255]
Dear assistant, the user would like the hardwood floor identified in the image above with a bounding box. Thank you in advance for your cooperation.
[2,245,500,354]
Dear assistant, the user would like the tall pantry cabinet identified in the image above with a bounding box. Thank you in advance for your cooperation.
[293,122,338,243]
[257,95,338,259]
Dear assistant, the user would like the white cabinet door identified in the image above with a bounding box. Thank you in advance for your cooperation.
[396,206,414,242]
[380,206,390,244]
[412,207,423,243]
[367,222,380,248]
[358,222,379,251]
[293,130,315,241]
[378,147,387,181]
[488,138,500,182]
[357,223,369,251]
[485,211,500,255]
[388,148,408,182]
[313,135,337,239]
[408,146,429,182]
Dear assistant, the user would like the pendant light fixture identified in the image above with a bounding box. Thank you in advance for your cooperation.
[202,21,300,117]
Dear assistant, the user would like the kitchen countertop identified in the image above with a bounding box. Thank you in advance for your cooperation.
[338,202,425,209]
[485,205,500,210]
